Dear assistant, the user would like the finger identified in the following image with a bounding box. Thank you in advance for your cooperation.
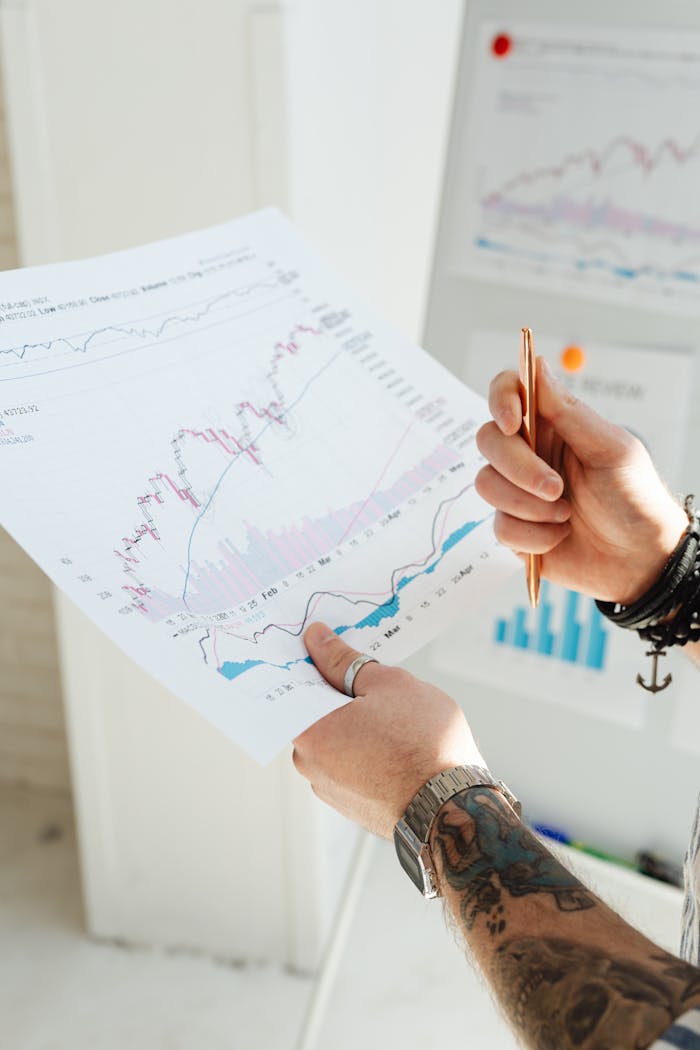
[488,370,523,435]
[475,465,571,523]
[494,511,571,555]
[477,421,564,501]
[537,358,632,465]
[303,621,380,695]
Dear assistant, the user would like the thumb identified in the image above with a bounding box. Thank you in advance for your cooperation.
[537,357,630,465]
[304,621,368,694]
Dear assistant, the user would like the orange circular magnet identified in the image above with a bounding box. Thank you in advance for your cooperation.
[560,345,586,372]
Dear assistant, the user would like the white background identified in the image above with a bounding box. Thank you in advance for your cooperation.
[423,0,700,863]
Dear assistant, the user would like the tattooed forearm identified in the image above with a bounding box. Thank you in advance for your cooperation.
[429,788,700,1049]
[431,787,594,933]
[495,938,700,1049]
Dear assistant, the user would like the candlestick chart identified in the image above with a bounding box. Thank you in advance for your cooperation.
[0,210,512,759]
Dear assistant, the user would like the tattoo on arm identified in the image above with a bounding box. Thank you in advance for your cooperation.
[430,788,700,1048]
[496,939,700,1049]
[431,787,595,933]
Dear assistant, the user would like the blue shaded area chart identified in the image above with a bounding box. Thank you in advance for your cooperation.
[493,580,608,671]
[218,517,482,681]
[474,236,700,289]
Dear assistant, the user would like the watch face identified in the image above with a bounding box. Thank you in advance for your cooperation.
[393,822,439,897]
[394,826,425,892]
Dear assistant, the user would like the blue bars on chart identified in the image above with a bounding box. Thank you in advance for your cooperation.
[493,580,608,671]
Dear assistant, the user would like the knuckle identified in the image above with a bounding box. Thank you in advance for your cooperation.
[384,666,411,689]
[474,464,495,500]
[493,513,507,543]
[476,420,497,455]
[329,643,353,676]
[490,369,516,392]
[618,426,643,456]
[309,780,328,805]
[294,723,321,761]
[493,511,517,546]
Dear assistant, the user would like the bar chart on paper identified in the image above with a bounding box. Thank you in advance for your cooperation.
[0,209,516,760]
[432,573,649,726]
[456,22,700,313]
[493,581,608,672]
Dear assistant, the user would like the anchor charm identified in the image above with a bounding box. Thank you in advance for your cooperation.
[636,649,672,694]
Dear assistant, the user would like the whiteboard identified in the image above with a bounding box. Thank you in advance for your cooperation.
[416,0,700,865]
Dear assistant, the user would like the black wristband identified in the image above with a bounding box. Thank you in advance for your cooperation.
[596,495,700,655]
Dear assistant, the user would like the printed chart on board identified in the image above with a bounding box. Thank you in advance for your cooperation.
[450,23,700,314]
[430,331,693,727]
[0,210,516,761]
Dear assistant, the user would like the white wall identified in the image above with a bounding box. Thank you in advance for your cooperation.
[0,0,464,966]
[284,0,463,341]
[0,528,70,791]
[0,40,70,793]
[1,0,333,968]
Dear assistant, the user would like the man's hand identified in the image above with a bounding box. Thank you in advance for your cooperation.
[476,358,687,604]
[292,622,484,838]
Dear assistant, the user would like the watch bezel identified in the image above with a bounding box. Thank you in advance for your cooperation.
[394,819,439,899]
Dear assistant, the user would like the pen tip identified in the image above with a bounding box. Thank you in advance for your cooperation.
[528,577,540,608]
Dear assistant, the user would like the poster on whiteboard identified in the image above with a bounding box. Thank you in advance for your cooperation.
[448,22,700,315]
[430,332,694,726]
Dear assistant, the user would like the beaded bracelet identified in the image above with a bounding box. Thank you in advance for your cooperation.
[596,495,700,693]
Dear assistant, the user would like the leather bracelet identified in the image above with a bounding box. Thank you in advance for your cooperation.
[596,496,700,691]
[596,496,699,631]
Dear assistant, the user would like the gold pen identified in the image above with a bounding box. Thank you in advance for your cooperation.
[519,328,541,608]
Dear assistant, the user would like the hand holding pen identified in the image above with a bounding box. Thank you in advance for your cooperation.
[474,347,688,604]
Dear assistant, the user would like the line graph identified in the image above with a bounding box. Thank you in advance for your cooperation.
[484,133,700,201]
[0,208,510,761]
[116,322,323,565]
[124,438,458,620]
[216,493,482,682]
[181,336,341,605]
[459,23,700,312]
[0,270,295,382]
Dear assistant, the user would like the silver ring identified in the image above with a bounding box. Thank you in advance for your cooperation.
[343,654,379,697]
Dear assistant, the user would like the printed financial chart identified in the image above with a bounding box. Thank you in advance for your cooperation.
[454,23,700,313]
[0,210,515,760]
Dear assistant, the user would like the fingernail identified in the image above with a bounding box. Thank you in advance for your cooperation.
[306,621,335,644]
[539,474,562,499]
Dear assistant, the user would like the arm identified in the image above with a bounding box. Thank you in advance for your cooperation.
[433,788,700,1047]
[476,358,700,666]
[293,625,700,1049]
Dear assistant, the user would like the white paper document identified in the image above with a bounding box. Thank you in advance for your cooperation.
[0,210,515,761]
[451,23,700,314]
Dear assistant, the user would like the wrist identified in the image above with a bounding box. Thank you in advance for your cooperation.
[617,500,688,605]
[597,496,700,653]
[394,767,521,898]
[429,786,522,893]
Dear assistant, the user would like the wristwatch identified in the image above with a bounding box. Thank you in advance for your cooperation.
[393,765,522,898]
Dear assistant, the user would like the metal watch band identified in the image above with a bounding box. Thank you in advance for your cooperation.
[402,765,522,843]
